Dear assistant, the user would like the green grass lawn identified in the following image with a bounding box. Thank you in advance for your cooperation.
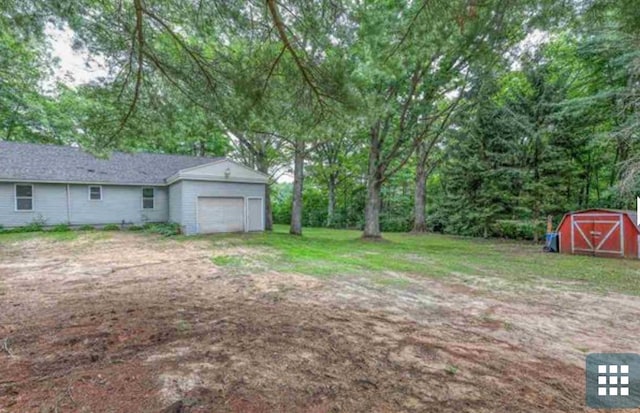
[0,230,78,243]
[2,226,639,296]
[206,225,640,296]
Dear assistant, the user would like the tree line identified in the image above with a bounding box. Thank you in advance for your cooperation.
[2,0,639,239]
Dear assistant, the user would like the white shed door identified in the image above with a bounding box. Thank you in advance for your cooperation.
[197,197,244,233]
[247,198,263,231]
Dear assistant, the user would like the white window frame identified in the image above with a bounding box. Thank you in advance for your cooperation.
[14,183,34,212]
[88,185,102,201]
[142,187,155,210]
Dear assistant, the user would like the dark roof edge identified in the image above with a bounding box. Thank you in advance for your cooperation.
[0,140,224,162]
[0,178,166,186]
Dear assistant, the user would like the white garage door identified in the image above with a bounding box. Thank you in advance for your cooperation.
[197,197,244,233]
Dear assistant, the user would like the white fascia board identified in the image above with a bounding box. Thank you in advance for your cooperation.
[166,159,269,185]
[172,158,269,179]
[166,173,267,185]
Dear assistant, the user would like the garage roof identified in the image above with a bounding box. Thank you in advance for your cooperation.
[0,141,223,185]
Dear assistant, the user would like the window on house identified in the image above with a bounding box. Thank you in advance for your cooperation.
[142,187,154,209]
[89,186,102,201]
[15,184,33,211]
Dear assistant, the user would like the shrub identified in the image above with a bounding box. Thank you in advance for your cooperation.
[0,225,40,234]
[78,224,95,231]
[380,215,412,232]
[491,220,518,239]
[20,215,47,232]
[426,211,447,233]
[144,222,181,236]
[50,223,71,232]
[490,220,546,241]
[102,224,120,231]
[21,222,43,232]
[128,225,144,231]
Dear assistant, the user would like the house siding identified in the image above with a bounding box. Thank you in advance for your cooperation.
[169,181,182,224]
[1,179,265,233]
[143,187,169,223]
[0,182,168,227]
[177,180,265,235]
[0,183,68,227]
[68,185,168,225]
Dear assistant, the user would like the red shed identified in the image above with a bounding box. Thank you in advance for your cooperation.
[556,209,640,259]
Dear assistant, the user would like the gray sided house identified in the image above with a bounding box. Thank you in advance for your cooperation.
[0,142,267,235]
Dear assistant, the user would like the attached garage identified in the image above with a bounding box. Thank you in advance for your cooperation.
[167,159,268,235]
[556,209,640,259]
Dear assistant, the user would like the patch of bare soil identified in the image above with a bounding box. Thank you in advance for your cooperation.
[0,233,635,412]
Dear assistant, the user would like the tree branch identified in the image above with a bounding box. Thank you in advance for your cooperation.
[142,50,213,111]
[262,45,287,96]
[107,0,145,145]
[142,6,216,91]
[266,0,324,105]
[385,0,432,62]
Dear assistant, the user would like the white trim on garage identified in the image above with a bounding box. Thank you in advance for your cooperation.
[166,159,269,185]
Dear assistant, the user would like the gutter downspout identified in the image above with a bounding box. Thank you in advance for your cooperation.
[66,184,71,224]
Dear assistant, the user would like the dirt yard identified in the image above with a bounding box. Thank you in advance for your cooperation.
[1,232,639,412]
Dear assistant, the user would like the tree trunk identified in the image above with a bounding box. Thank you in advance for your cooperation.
[363,128,383,239]
[255,156,273,231]
[290,139,304,236]
[194,139,206,156]
[5,118,15,140]
[264,183,273,231]
[327,175,336,227]
[532,206,540,243]
[412,159,428,232]
[609,145,620,187]
[364,178,382,238]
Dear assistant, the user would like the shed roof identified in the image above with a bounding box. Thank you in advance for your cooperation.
[0,141,223,185]
[557,208,640,232]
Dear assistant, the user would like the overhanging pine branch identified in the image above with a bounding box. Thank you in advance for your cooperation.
[266,0,324,106]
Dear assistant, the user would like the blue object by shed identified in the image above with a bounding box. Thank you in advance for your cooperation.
[544,232,559,252]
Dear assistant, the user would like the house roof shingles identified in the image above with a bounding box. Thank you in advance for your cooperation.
[0,141,222,185]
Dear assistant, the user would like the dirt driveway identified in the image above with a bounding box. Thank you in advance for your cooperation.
[1,232,639,412]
